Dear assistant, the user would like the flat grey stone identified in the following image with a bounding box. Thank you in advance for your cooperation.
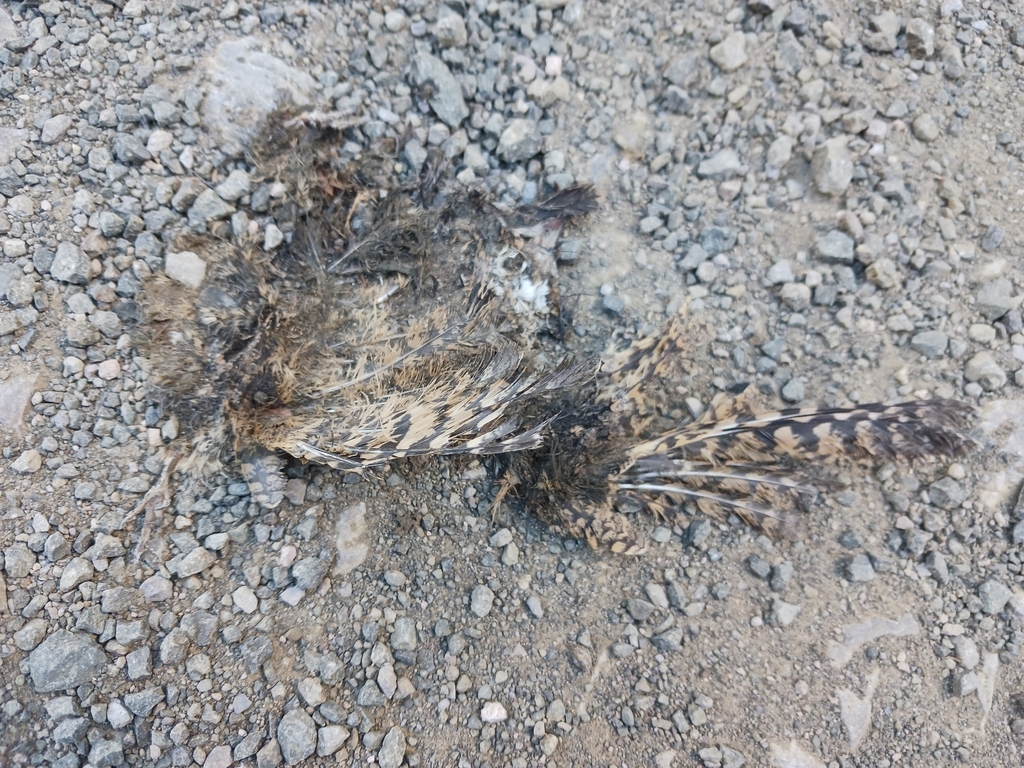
[239,636,273,672]
[815,230,854,263]
[317,725,349,757]
[699,226,737,256]
[88,738,124,768]
[770,599,801,627]
[53,716,89,743]
[256,738,283,768]
[662,54,701,89]
[159,627,191,665]
[50,242,89,285]
[356,680,387,706]
[188,189,235,229]
[981,225,1005,252]
[953,671,980,696]
[697,148,741,181]
[378,727,406,768]
[906,18,935,58]
[124,686,164,716]
[497,119,541,163]
[678,244,708,271]
[975,279,1012,320]
[767,260,794,284]
[4,542,35,577]
[765,135,793,170]
[390,616,417,651]
[409,52,468,128]
[781,377,805,403]
[175,546,215,577]
[202,37,317,156]
[978,580,1012,615]
[97,210,126,237]
[910,330,947,358]
[216,169,252,201]
[41,114,72,144]
[651,626,684,651]
[165,251,207,289]
[929,477,965,509]
[28,630,106,692]
[113,133,152,163]
[847,554,875,582]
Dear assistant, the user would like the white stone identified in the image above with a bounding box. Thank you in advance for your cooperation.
[264,223,284,250]
[232,586,258,613]
[12,449,42,474]
[146,129,174,153]
[709,32,748,72]
[165,251,207,289]
[481,701,508,723]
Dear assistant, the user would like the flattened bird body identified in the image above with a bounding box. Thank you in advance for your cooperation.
[134,113,971,552]
[136,115,594,510]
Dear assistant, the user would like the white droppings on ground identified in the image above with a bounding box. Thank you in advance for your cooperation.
[770,740,826,768]
[837,667,880,749]
[827,613,920,668]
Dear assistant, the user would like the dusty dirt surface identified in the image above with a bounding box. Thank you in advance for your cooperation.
[2,1,1024,767]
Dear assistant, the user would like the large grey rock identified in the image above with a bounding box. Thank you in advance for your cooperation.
[765,135,793,171]
[202,37,317,155]
[906,18,935,58]
[662,54,701,89]
[978,581,1012,615]
[216,169,251,202]
[470,585,494,617]
[709,32,748,72]
[911,114,939,142]
[41,114,73,144]
[964,352,1006,390]
[409,52,468,128]
[864,10,900,52]
[113,133,152,164]
[815,230,854,263]
[497,119,542,163]
[28,630,106,692]
[187,189,235,230]
[928,477,965,509]
[975,279,1012,320]
[277,708,316,765]
[124,686,165,716]
[378,727,406,768]
[812,137,853,196]
[50,242,89,284]
[165,251,207,289]
[88,739,124,768]
[910,330,947,358]
[697,148,741,181]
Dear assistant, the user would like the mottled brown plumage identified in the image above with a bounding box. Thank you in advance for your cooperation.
[135,112,594,513]
[134,113,971,555]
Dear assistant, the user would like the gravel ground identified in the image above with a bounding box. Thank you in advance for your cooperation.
[2,0,1024,766]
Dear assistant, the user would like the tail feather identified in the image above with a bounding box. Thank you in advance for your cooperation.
[528,393,974,548]
[626,396,972,466]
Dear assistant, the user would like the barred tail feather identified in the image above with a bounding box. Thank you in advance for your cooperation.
[627,396,972,467]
